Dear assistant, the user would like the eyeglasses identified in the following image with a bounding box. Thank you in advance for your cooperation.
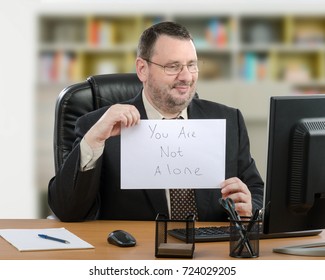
[143,58,202,75]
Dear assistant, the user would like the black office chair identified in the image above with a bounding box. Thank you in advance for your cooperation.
[53,73,142,173]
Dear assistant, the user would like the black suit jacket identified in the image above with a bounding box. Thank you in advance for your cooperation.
[48,92,264,222]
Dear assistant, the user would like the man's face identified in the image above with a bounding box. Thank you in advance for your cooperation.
[144,35,199,115]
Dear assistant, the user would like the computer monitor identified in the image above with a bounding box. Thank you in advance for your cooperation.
[263,95,325,256]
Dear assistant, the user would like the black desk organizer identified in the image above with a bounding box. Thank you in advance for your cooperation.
[155,213,195,258]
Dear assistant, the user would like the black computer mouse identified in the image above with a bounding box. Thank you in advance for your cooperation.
[107,230,136,247]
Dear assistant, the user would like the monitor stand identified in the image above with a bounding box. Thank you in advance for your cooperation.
[273,242,325,256]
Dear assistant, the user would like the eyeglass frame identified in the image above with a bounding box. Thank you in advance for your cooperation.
[141,58,202,75]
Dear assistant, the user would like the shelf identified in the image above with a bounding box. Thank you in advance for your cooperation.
[239,16,285,45]
[36,13,325,88]
[175,16,235,48]
[38,15,86,45]
[290,16,325,46]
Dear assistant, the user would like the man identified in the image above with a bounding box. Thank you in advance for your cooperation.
[48,21,264,222]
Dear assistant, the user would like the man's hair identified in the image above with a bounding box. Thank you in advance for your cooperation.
[137,21,193,60]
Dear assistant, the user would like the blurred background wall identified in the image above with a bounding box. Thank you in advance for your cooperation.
[1,0,325,218]
[1,1,37,218]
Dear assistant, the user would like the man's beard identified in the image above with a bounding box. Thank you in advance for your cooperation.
[148,79,196,115]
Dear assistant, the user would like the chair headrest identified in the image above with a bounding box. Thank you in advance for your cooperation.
[87,73,142,109]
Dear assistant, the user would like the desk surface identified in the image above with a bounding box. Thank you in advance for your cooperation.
[1,219,325,260]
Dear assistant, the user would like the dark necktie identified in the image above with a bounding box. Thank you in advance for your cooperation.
[170,188,198,220]
[162,116,199,220]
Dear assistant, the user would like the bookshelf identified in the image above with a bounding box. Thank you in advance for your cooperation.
[37,15,164,84]
[36,12,325,217]
[37,13,325,89]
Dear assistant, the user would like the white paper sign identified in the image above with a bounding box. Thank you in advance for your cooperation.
[121,119,226,189]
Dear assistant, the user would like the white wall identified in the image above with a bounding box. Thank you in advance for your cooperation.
[0,1,38,218]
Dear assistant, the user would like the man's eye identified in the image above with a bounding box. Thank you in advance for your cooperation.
[166,64,180,70]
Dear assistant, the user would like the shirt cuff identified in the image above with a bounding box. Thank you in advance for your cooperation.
[80,137,104,171]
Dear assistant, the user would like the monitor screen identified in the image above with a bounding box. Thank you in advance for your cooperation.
[263,95,325,235]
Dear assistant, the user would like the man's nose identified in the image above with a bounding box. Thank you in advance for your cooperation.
[177,65,194,80]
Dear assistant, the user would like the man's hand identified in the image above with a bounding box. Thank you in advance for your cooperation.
[85,104,140,149]
[220,177,252,217]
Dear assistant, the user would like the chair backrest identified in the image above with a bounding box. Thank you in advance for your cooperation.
[53,73,142,172]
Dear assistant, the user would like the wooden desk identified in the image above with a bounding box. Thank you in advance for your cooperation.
[1,219,325,260]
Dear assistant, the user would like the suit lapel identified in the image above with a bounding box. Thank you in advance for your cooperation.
[128,91,148,119]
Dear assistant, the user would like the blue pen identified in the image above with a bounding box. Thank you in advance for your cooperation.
[38,234,70,244]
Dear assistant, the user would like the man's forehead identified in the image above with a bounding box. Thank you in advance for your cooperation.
[152,36,197,60]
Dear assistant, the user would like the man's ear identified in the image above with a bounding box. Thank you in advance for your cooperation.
[135,57,148,82]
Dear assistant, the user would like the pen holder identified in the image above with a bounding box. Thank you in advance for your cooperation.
[229,217,260,258]
[155,213,195,258]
